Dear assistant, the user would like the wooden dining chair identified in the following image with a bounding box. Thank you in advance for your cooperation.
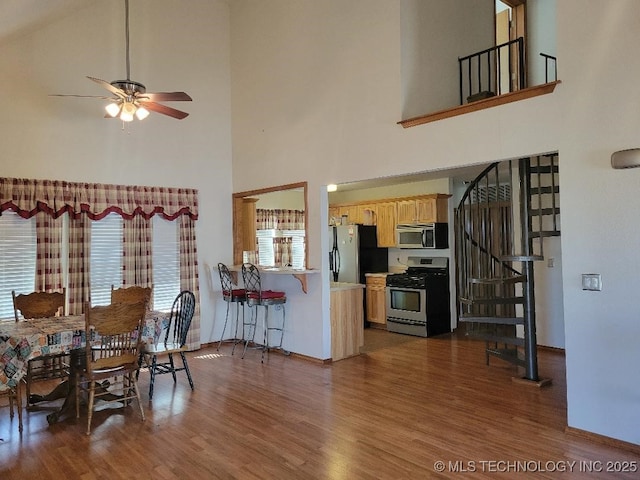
[12,289,68,408]
[137,290,195,400]
[111,285,152,309]
[0,383,23,433]
[75,301,146,435]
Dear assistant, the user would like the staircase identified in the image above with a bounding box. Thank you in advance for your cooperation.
[454,154,560,382]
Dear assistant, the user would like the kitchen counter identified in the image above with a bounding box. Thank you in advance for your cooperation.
[330,282,365,291]
[228,265,319,293]
[330,283,364,361]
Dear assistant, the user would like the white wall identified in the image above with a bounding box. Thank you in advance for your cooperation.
[0,0,234,347]
[401,0,495,117]
[254,189,305,210]
[528,0,557,86]
[231,0,640,445]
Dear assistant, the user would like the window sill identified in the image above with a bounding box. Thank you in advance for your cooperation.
[397,80,561,129]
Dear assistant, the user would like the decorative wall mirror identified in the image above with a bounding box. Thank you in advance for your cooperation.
[232,182,308,268]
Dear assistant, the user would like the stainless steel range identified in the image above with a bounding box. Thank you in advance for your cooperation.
[385,256,450,337]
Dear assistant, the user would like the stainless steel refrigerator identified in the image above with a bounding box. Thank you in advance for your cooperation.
[329,225,388,284]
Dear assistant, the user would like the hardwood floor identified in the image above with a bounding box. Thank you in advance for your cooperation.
[1,330,638,479]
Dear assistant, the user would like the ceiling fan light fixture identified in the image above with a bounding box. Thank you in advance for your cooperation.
[135,105,150,120]
[105,102,121,117]
[120,102,136,122]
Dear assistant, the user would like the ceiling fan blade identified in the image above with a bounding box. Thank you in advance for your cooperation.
[139,100,189,120]
[50,94,114,100]
[139,91,192,102]
[87,76,126,98]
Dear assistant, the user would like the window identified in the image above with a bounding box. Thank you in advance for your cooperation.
[0,212,36,320]
[152,216,180,311]
[90,213,123,306]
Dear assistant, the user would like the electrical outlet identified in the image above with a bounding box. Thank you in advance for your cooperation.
[582,273,602,291]
[547,257,554,268]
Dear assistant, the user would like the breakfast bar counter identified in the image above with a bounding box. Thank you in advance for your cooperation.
[227,265,319,293]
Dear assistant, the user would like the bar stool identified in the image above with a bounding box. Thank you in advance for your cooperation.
[217,263,246,353]
[241,263,287,362]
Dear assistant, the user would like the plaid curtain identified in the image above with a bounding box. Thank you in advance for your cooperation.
[0,177,198,220]
[35,212,63,292]
[67,214,90,315]
[122,216,152,287]
[2,177,200,343]
[256,209,304,266]
[256,209,305,230]
[179,215,200,351]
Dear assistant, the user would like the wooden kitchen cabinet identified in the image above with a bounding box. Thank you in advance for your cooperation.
[374,202,397,247]
[396,199,417,224]
[397,195,449,224]
[329,194,449,244]
[329,206,340,223]
[366,275,388,326]
[338,205,359,224]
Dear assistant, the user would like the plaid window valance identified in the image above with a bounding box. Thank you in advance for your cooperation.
[0,177,198,220]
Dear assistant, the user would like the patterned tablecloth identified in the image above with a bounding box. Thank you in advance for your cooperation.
[0,311,169,391]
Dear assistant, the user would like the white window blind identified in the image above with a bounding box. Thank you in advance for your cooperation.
[257,229,277,266]
[152,216,180,312]
[285,229,306,269]
[0,212,36,320]
[90,213,123,306]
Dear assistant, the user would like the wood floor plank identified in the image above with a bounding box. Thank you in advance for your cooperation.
[1,329,638,479]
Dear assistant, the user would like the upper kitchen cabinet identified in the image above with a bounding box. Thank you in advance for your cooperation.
[374,202,397,247]
[329,194,450,248]
[396,194,450,224]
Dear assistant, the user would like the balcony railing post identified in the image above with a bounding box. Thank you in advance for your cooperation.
[518,38,525,89]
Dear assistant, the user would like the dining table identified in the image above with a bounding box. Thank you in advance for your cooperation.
[0,310,169,424]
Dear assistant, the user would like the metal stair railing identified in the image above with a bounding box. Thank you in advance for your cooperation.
[455,155,560,382]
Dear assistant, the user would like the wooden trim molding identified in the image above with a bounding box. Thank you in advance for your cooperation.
[565,426,640,455]
[398,81,561,129]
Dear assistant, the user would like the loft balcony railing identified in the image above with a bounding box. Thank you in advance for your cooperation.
[458,37,525,105]
[540,53,557,83]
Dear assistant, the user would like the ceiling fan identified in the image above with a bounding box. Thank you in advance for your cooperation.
[52,0,192,121]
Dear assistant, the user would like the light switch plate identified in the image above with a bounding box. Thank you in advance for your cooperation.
[582,273,602,291]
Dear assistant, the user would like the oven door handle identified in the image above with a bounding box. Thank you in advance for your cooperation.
[387,317,426,327]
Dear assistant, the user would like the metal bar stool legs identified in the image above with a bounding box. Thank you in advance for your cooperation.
[240,263,287,362]
[242,301,286,362]
[217,263,247,353]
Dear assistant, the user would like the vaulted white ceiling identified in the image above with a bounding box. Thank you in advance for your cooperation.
[0,0,99,45]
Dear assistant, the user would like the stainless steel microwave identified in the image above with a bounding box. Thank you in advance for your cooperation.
[395,223,448,249]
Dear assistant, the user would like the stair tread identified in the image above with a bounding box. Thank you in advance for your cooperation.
[528,207,560,216]
[530,231,561,238]
[529,165,559,174]
[467,296,525,305]
[530,185,560,194]
[459,315,525,325]
[500,254,544,262]
[469,275,526,285]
